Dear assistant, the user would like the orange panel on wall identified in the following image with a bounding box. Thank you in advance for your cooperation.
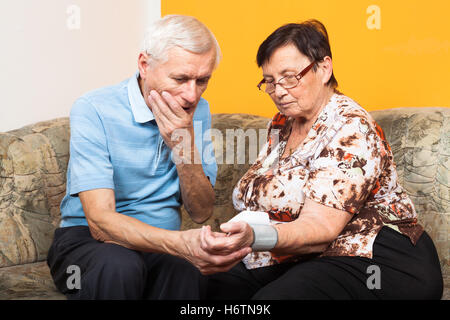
[162,0,450,117]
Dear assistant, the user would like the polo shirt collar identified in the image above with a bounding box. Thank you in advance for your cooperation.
[128,71,155,123]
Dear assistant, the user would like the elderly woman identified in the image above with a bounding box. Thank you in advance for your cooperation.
[202,20,443,299]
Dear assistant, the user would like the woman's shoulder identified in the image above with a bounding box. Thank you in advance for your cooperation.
[334,92,369,117]
[331,92,378,129]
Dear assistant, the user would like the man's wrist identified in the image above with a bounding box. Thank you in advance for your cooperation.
[160,230,184,257]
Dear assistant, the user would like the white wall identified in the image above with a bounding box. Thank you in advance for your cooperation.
[0,0,161,132]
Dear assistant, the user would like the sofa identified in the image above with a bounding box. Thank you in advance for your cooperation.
[0,108,448,300]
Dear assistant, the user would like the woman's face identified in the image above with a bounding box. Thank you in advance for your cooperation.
[261,44,333,121]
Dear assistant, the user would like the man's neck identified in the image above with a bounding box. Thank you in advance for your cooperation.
[137,74,145,98]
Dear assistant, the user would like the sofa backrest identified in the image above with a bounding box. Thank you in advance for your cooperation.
[370,107,449,273]
[180,114,270,231]
[0,108,448,271]
[0,118,69,268]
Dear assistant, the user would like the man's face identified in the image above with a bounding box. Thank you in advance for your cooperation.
[138,46,216,116]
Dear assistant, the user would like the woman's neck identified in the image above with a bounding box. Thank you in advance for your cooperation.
[293,88,334,134]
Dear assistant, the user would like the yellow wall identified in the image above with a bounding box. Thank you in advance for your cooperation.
[163,0,450,117]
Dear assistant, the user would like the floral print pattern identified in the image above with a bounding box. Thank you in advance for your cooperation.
[233,93,423,269]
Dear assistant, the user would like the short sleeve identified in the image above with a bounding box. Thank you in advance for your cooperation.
[303,116,384,214]
[67,97,115,196]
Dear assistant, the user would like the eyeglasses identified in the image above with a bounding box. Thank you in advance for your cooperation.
[257,61,316,94]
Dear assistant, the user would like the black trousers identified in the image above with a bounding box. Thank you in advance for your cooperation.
[207,227,444,300]
[47,226,206,300]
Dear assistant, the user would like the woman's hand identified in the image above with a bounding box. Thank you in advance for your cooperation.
[200,222,254,256]
[177,228,252,275]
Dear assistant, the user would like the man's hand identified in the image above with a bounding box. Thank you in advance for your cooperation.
[148,90,194,151]
[177,227,252,275]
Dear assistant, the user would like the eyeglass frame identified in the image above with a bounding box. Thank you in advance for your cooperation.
[257,60,317,93]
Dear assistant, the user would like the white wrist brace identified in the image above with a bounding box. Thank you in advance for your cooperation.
[250,224,278,251]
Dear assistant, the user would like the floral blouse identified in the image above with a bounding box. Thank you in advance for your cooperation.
[232,93,424,269]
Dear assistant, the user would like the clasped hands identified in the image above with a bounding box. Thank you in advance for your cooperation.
[180,221,255,275]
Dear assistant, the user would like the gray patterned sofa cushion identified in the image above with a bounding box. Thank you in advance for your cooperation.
[0,118,69,268]
[0,108,448,300]
[370,108,449,274]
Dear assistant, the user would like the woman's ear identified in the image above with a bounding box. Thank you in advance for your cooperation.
[319,56,333,85]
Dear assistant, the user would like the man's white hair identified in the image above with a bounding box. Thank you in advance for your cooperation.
[141,15,221,68]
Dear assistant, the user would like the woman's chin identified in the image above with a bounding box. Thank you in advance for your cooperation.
[277,105,301,118]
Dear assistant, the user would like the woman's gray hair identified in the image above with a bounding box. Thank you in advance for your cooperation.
[141,15,221,68]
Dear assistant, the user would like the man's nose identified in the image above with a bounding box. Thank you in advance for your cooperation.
[181,80,198,105]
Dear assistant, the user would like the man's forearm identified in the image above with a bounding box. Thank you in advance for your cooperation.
[86,208,182,255]
[87,208,250,275]
[176,144,215,224]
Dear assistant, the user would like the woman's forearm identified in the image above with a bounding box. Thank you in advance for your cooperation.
[271,202,352,256]
[272,216,334,255]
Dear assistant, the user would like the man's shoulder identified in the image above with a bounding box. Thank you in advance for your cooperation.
[72,78,129,116]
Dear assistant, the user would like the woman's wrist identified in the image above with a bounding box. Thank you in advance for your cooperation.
[249,224,278,251]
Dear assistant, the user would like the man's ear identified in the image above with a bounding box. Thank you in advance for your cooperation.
[319,56,333,86]
[138,52,149,79]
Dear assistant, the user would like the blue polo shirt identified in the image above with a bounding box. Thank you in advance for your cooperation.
[59,72,218,230]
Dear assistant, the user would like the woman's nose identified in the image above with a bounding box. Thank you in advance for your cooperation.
[273,83,288,98]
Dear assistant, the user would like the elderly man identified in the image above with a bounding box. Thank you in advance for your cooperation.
[47,15,251,300]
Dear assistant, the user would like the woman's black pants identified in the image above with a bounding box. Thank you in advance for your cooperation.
[206,227,444,300]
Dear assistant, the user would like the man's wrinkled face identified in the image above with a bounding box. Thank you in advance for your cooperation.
[138,46,216,116]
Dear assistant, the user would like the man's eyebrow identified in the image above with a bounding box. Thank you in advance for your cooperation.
[169,72,190,78]
[170,73,211,80]
[194,72,212,80]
